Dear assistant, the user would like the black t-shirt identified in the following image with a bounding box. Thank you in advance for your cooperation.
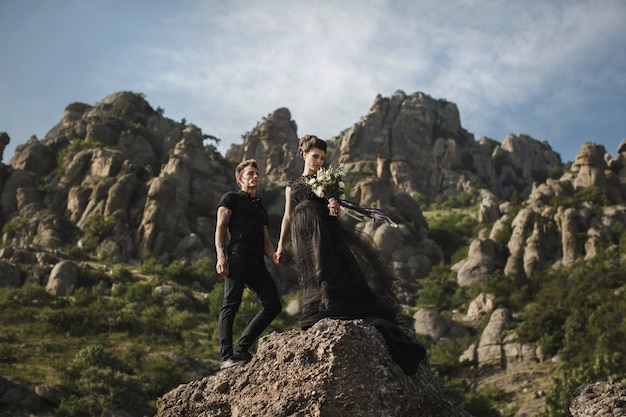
[218,190,268,259]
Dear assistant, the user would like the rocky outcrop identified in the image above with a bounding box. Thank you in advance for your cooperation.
[558,206,580,267]
[330,90,475,201]
[357,219,439,304]
[225,107,301,183]
[504,207,536,281]
[156,319,473,417]
[455,230,498,287]
[464,292,495,322]
[135,124,231,259]
[566,141,626,202]
[9,136,55,177]
[1,92,235,269]
[455,138,626,281]
[496,134,562,198]
[567,381,626,417]
[0,376,65,414]
[479,189,500,224]
[460,308,543,372]
[584,205,626,260]
[329,91,561,202]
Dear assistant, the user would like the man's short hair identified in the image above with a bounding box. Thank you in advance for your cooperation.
[235,159,259,185]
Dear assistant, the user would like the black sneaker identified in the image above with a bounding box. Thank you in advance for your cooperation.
[220,357,246,370]
[234,351,252,363]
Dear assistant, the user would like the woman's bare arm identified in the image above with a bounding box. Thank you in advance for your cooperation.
[275,186,292,265]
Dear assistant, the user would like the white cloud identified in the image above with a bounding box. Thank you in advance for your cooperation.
[1,0,625,162]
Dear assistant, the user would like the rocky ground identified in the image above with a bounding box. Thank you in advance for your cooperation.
[156,319,473,417]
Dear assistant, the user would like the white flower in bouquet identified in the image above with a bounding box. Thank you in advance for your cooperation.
[308,166,345,199]
[307,165,346,215]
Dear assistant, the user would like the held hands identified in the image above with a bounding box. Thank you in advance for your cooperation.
[274,247,285,265]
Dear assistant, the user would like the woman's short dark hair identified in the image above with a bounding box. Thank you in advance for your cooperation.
[298,134,327,158]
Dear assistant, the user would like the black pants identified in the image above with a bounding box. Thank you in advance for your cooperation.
[218,256,281,360]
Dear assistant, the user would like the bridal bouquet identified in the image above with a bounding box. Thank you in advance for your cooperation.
[307,165,346,216]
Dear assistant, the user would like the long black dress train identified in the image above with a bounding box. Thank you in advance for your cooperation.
[288,176,400,329]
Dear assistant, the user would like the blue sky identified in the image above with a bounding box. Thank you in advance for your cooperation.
[1,0,625,163]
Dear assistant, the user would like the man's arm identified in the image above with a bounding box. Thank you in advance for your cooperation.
[215,206,232,276]
[263,225,279,265]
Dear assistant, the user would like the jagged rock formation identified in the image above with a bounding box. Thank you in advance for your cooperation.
[225,107,301,183]
[3,89,610,298]
[478,189,500,224]
[156,319,473,417]
[328,90,562,203]
[495,133,562,198]
[1,92,235,281]
[455,306,548,416]
[454,140,626,284]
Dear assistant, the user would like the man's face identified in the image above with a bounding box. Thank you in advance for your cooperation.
[239,166,260,190]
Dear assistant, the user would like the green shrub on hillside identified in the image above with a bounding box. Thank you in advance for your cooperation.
[1,215,29,240]
[57,344,146,417]
[539,352,626,417]
[432,191,477,210]
[549,185,618,209]
[81,214,118,253]
[415,262,461,311]
[499,251,626,417]
[517,255,626,358]
[56,135,106,178]
[426,208,480,263]
[140,256,221,291]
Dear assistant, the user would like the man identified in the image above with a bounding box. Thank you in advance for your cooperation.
[215,159,282,370]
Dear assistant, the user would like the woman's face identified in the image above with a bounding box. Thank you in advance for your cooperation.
[303,147,326,175]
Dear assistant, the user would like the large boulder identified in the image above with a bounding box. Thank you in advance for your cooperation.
[413,308,470,341]
[156,319,473,417]
[464,292,495,322]
[456,231,497,287]
[9,136,55,176]
[46,260,79,296]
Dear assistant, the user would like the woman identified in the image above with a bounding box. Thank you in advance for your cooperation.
[276,134,400,330]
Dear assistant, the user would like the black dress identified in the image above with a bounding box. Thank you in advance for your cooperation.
[288,176,400,329]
